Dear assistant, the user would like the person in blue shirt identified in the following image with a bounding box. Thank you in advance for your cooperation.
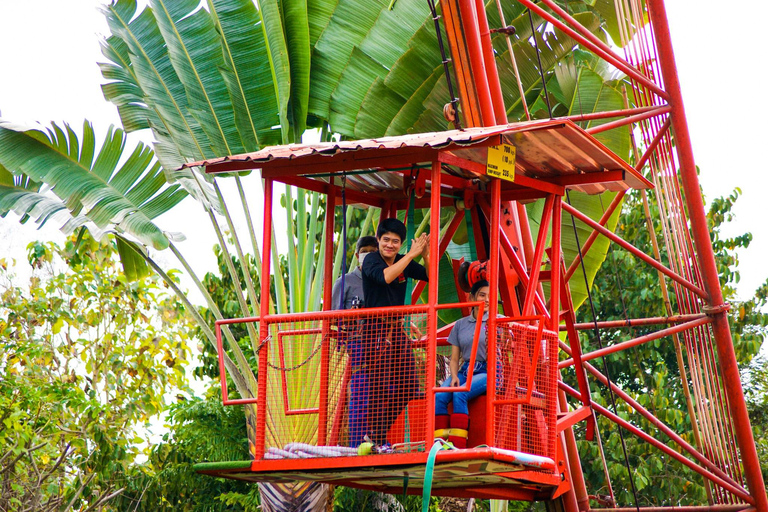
[361,218,429,447]
[434,280,490,449]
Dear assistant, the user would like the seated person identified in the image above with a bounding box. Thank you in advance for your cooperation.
[434,280,490,449]
[331,236,378,447]
[361,218,429,447]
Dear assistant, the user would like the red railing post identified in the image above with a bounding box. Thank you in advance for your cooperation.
[485,177,501,446]
[647,2,768,509]
[317,182,336,446]
[255,178,274,460]
[426,161,442,441]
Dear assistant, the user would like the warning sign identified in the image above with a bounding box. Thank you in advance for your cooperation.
[486,144,516,182]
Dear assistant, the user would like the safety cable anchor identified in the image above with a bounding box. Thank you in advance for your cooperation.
[701,303,731,316]
[490,25,516,36]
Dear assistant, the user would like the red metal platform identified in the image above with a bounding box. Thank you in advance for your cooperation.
[195,447,562,501]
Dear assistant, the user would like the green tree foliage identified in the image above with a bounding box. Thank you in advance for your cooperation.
[743,354,768,484]
[0,232,193,511]
[573,188,768,505]
[111,387,261,511]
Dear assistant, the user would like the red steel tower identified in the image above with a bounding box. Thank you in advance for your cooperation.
[192,1,768,511]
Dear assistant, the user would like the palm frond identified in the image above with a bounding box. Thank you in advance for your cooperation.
[0,120,186,251]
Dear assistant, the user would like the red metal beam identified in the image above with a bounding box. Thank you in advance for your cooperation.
[550,197,562,330]
[600,508,753,512]
[523,195,555,315]
[559,316,711,368]
[256,147,439,176]
[647,3,768,508]
[548,170,625,188]
[564,105,665,124]
[317,183,336,445]
[426,161,441,439]
[585,106,670,135]
[255,178,274,459]
[562,313,707,331]
[409,209,466,303]
[500,189,549,202]
[562,201,708,298]
[486,177,502,446]
[556,406,593,433]
[559,262,594,416]
[496,217,548,315]
[458,0,496,124]
[474,0,507,124]
[559,339,750,496]
[635,117,672,172]
[512,173,565,196]
[275,174,385,208]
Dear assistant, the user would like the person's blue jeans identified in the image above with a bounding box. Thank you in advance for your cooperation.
[435,361,488,416]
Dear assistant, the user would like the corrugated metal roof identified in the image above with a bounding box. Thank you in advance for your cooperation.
[181,119,651,194]
[182,121,548,169]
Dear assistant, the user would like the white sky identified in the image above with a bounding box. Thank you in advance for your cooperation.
[1,0,767,303]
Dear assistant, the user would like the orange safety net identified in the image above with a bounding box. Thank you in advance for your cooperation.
[236,306,558,463]
[494,320,559,460]
[259,307,430,458]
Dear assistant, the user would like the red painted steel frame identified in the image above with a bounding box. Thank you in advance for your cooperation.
[569,352,750,496]
[562,201,708,298]
[603,508,753,512]
[204,2,766,507]
[491,317,546,406]
[584,105,670,135]
[647,2,768,509]
[318,182,336,444]
[485,175,501,447]
[564,313,706,331]
[560,383,754,504]
[558,316,711,368]
[433,304,485,393]
[458,0,496,124]
[516,0,669,100]
[277,328,322,415]
[523,195,555,316]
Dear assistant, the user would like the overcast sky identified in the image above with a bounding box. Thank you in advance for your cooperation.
[1,1,767,302]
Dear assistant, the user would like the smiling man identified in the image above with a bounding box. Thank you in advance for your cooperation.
[361,218,430,308]
[360,217,430,448]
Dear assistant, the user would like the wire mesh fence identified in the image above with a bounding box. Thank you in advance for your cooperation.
[216,306,558,463]
[494,320,559,460]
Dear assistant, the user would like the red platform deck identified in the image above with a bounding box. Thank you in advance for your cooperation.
[195,447,561,500]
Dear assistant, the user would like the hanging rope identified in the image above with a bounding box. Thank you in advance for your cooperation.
[527,9,553,118]
[426,0,462,129]
[494,0,530,121]
[565,190,641,511]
